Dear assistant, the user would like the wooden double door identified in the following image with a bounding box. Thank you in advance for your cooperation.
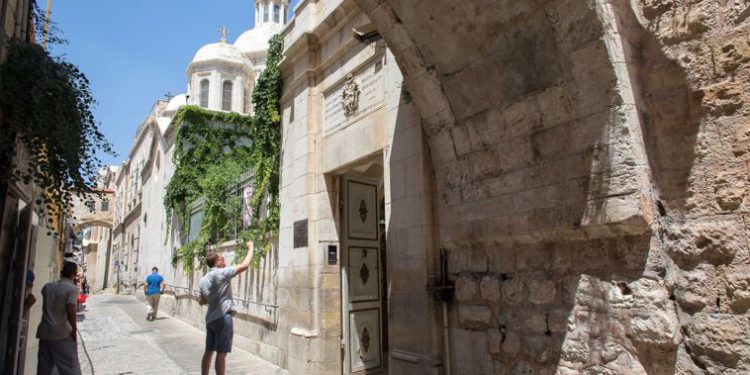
[341,177,386,374]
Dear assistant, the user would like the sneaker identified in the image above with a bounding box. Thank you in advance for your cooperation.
[147,313,152,321]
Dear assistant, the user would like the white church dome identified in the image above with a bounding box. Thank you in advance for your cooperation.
[234,24,281,55]
[191,42,248,66]
[165,94,187,112]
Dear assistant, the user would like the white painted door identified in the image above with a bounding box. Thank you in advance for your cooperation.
[342,177,383,374]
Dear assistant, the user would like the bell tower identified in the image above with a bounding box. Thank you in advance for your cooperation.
[254,0,290,27]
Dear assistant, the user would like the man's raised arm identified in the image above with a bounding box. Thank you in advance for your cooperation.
[235,241,255,275]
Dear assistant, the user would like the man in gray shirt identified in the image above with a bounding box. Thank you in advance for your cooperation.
[198,241,254,375]
[36,261,81,375]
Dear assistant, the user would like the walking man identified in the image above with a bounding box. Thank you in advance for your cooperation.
[36,261,82,375]
[144,266,165,321]
[198,241,254,375]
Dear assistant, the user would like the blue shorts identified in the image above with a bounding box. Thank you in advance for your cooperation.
[205,314,233,353]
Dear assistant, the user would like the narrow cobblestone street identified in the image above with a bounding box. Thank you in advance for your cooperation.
[75,294,282,375]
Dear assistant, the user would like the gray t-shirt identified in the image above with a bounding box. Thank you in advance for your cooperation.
[37,278,78,340]
[198,267,237,323]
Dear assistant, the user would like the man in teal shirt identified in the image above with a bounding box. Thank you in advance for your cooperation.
[144,267,165,321]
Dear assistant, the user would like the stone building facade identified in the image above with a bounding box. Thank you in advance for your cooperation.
[113,0,750,373]
[72,166,117,293]
[111,0,290,366]
[112,110,159,293]
[336,0,750,373]
[275,0,434,373]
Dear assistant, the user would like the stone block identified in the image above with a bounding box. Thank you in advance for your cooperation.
[714,172,746,212]
[725,271,750,313]
[685,313,750,368]
[536,84,576,128]
[523,313,548,335]
[511,361,534,375]
[560,332,590,364]
[452,329,491,373]
[480,275,501,302]
[488,246,516,274]
[502,330,521,355]
[528,280,556,305]
[487,328,502,354]
[628,309,680,348]
[665,220,740,268]
[451,125,472,157]
[674,264,716,313]
[522,333,553,362]
[502,278,527,305]
[458,305,492,329]
[455,275,477,302]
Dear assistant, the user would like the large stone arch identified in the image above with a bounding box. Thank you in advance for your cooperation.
[353,0,750,373]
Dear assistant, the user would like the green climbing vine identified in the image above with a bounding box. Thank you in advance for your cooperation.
[0,39,114,228]
[164,34,282,273]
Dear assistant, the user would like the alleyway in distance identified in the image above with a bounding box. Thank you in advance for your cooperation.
[75,294,282,375]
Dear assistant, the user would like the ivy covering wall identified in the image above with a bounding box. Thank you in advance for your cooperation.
[0,40,114,225]
[164,34,282,273]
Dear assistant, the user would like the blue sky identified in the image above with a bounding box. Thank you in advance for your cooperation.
[48,0,298,166]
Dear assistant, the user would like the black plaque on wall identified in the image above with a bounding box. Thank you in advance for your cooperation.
[293,219,308,248]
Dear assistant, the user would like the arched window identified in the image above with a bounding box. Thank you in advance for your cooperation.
[263,3,269,22]
[273,4,280,23]
[199,79,209,108]
[222,81,233,111]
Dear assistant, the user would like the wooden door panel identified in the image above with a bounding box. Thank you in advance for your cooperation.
[347,181,378,240]
[349,308,382,372]
[348,247,379,302]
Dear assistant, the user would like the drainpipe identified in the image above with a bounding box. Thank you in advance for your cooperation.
[442,300,451,375]
[427,248,453,375]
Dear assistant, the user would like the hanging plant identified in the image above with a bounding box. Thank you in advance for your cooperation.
[165,33,283,273]
[0,39,114,226]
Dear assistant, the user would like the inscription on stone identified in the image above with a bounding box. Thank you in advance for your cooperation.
[324,57,384,133]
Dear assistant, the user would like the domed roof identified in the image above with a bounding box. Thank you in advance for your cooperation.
[165,94,187,113]
[191,42,248,66]
[234,24,282,55]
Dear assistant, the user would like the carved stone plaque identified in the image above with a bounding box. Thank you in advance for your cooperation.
[342,73,360,117]
[324,57,385,133]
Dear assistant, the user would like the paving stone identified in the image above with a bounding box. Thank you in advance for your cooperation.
[76,293,284,375]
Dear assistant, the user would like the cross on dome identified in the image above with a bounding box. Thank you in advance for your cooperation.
[218,26,228,43]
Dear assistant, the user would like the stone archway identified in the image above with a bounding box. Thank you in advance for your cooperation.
[73,220,113,233]
[353,0,750,373]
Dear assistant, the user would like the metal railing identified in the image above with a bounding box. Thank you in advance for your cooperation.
[163,283,278,309]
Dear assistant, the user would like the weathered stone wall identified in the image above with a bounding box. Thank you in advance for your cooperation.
[632,0,750,372]
[353,0,750,373]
